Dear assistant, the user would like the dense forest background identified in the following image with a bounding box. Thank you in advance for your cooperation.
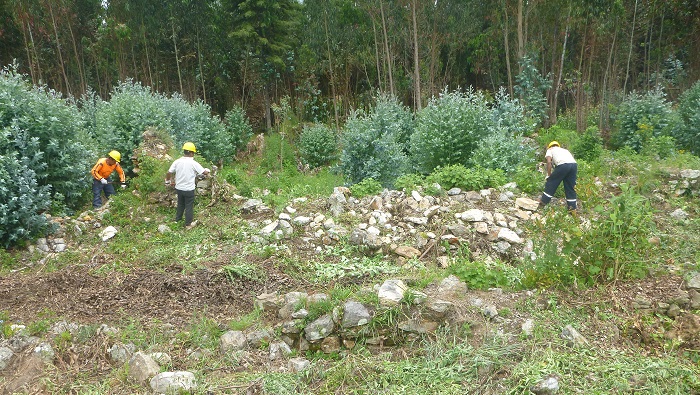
[1,0,699,131]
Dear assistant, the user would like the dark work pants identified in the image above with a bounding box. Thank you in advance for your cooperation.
[175,189,196,226]
[540,163,578,210]
[92,179,116,208]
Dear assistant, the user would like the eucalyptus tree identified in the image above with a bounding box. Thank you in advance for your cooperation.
[224,0,301,130]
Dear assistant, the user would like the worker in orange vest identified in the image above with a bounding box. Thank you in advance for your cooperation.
[91,150,126,208]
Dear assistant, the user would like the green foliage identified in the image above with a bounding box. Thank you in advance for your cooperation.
[349,178,383,198]
[491,87,534,136]
[298,123,338,168]
[513,164,543,195]
[674,80,700,155]
[514,55,552,125]
[222,262,265,282]
[426,164,506,191]
[339,94,413,187]
[228,309,262,331]
[129,156,170,195]
[525,184,654,288]
[468,130,536,173]
[394,173,425,192]
[312,253,399,283]
[536,125,579,149]
[224,106,254,156]
[93,80,252,171]
[0,154,52,247]
[448,258,522,290]
[612,89,675,152]
[0,67,94,215]
[412,89,494,174]
[640,135,678,160]
[571,126,604,162]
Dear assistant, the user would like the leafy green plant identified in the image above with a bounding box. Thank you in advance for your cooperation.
[468,130,536,173]
[339,94,413,187]
[228,309,262,331]
[572,126,604,162]
[448,259,522,290]
[298,123,338,168]
[224,106,254,156]
[426,164,506,191]
[525,184,655,288]
[612,89,675,152]
[394,173,425,192]
[412,88,494,174]
[1,66,94,216]
[349,178,383,198]
[514,54,552,125]
[221,262,265,282]
[312,254,400,282]
[513,164,543,195]
[675,79,700,155]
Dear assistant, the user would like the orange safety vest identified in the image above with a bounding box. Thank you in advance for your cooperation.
[91,158,125,182]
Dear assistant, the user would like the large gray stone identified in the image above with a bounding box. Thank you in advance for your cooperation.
[128,352,160,384]
[304,314,335,341]
[686,272,700,290]
[497,227,523,244]
[150,371,197,394]
[220,330,247,353]
[530,375,560,395]
[378,279,407,306]
[246,329,272,348]
[288,357,311,372]
[0,346,13,370]
[515,197,540,211]
[561,325,588,347]
[341,301,371,328]
[108,342,135,364]
[269,341,293,360]
[459,209,486,222]
[436,275,467,298]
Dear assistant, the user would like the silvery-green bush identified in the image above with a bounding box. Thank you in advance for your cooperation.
[339,94,413,187]
[675,80,700,155]
[0,67,90,246]
[411,88,494,173]
[298,123,337,168]
[612,89,675,152]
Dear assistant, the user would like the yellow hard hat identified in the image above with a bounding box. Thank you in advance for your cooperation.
[547,141,560,149]
[108,150,121,162]
[182,142,197,153]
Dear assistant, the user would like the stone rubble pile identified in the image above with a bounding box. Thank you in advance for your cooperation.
[251,185,542,264]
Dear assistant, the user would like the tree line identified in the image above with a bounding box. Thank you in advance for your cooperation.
[1,0,699,130]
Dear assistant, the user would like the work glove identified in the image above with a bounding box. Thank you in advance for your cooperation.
[165,179,172,186]
[120,183,127,189]
[203,168,211,175]
[100,178,108,185]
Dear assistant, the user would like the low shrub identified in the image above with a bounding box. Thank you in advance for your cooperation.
[349,178,383,198]
[675,80,700,155]
[412,88,494,174]
[611,89,675,152]
[394,173,425,192]
[571,126,604,162]
[298,123,338,168]
[426,164,506,191]
[339,94,412,187]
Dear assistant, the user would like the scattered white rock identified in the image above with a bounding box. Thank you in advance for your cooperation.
[99,226,118,241]
[150,371,197,394]
[128,352,160,384]
[378,279,408,306]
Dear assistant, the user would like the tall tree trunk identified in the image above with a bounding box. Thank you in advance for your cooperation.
[47,1,71,95]
[380,1,394,96]
[20,19,36,84]
[171,16,184,95]
[575,16,588,133]
[600,25,618,132]
[655,11,665,86]
[411,0,422,110]
[142,24,153,86]
[324,9,340,130]
[623,0,638,94]
[503,1,513,96]
[517,0,524,70]
[65,13,85,95]
[264,84,272,131]
[550,8,571,126]
[371,17,383,91]
[196,26,207,103]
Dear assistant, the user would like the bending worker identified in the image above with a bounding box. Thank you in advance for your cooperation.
[91,150,126,209]
[539,141,578,211]
[165,142,210,229]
